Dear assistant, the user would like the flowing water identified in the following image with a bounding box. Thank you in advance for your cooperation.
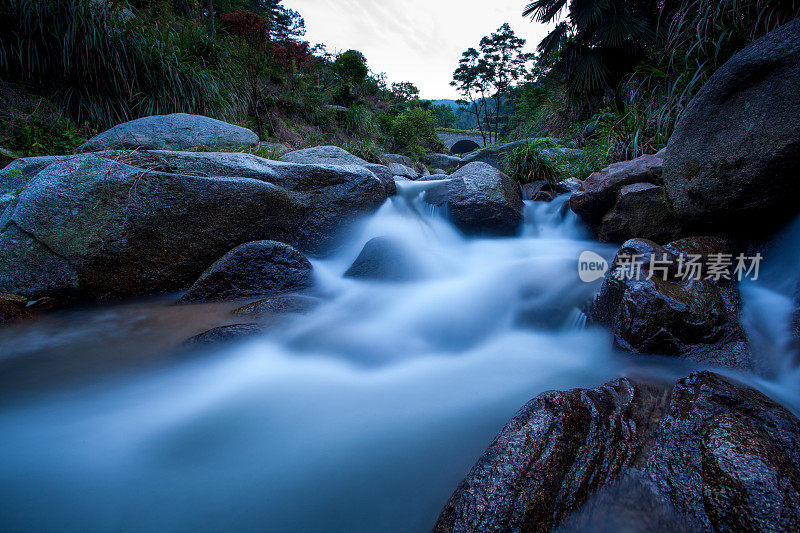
[1,181,798,532]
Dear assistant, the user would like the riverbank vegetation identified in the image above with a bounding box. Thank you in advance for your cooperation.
[0,0,442,161]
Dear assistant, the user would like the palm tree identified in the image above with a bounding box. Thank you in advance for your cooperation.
[523,0,658,109]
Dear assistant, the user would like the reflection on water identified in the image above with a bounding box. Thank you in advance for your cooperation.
[0,184,798,532]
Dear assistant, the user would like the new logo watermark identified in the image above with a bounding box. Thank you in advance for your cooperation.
[578,251,609,283]
[577,251,763,283]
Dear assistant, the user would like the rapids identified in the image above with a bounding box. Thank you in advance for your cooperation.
[1,181,798,532]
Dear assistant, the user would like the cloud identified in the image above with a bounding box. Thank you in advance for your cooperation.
[283,0,552,99]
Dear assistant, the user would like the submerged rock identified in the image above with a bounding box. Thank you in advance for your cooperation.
[0,296,32,326]
[422,162,523,236]
[233,294,319,318]
[179,241,313,303]
[0,152,385,301]
[435,371,800,532]
[344,237,418,282]
[664,17,800,235]
[592,238,750,369]
[184,324,265,346]
[78,113,259,152]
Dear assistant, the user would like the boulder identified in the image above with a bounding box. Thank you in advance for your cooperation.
[431,168,447,175]
[427,153,461,172]
[1,156,66,219]
[256,142,291,156]
[344,237,418,282]
[435,371,800,532]
[422,162,523,236]
[664,17,800,235]
[592,238,750,369]
[570,150,665,225]
[78,113,259,152]
[0,152,385,301]
[380,153,413,167]
[417,174,449,182]
[279,145,396,195]
[386,162,419,179]
[280,145,369,167]
[598,183,683,243]
[179,241,313,303]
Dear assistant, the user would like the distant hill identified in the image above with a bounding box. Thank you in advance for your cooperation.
[432,99,461,111]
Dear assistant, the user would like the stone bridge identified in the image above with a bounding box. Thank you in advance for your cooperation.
[437,130,486,155]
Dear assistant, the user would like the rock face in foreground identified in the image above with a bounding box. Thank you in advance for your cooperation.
[78,113,259,152]
[663,17,800,235]
[423,162,523,237]
[592,237,750,369]
[179,241,313,303]
[0,151,385,301]
[435,371,800,532]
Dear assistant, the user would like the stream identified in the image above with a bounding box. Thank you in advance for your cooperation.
[1,181,798,532]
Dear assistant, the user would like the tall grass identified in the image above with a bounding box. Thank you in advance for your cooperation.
[503,140,562,186]
[0,0,244,130]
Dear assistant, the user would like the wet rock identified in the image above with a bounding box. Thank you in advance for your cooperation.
[0,296,32,326]
[423,162,523,237]
[531,190,556,203]
[344,237,418,282]
[0,153,383,301]
[179,241,313,303]
[386,162,419,179]
[417,174,449,182]
[521,180,549,201]
[556,177,583,194]
[570,151,665,225]
[599,183,683,244]
[436,371,800,532]
[184,324,265,346]
[78,113,258,152]
[427,153,461,172]
[233,294,319,318]
[435,377,668,532]
[664,17,800,235]
[592,238,750,369]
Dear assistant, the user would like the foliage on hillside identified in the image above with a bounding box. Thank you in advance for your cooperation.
[0,0,442,161]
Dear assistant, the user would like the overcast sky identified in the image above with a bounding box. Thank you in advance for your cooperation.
[283,0,552,100]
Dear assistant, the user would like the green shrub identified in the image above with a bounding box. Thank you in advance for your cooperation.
[338,140,383,164]
[503,140,562,186]
[0,90,85,156]
[344,105,379,138]
[390,107,440,161]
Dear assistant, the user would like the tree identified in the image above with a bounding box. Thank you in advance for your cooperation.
[390,81,420,103]
[431,104,458,128]
[334,50,368,85]
[451,24,530,144]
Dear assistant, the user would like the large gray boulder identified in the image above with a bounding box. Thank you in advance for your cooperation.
[0,151,385,301]
[179,240,313,303]
[435,371,800,532]
[78,113,259,152]
[0,156,67,219]
[422,162,523,236]
[280,145,369,166]
[426,153,461,171]
[386,162,419,179]
[280,146,396,194]
[664,17,800,234]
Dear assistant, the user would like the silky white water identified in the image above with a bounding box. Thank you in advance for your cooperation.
[1,183,798,532]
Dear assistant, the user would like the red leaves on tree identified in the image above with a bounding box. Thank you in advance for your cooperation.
[219,10,270,50]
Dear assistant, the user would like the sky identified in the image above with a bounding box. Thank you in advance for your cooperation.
[283,0,553,100]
